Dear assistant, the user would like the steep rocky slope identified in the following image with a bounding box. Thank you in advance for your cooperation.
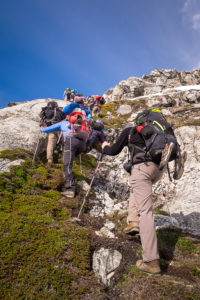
[0,69,200,299]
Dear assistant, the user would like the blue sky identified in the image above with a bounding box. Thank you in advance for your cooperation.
[1,0,200,108]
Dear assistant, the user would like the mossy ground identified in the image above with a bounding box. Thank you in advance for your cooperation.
[108,228,200,300]
[1,147,200,300]
[0,149,102,299]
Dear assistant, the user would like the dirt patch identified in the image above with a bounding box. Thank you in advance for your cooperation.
[167,265,197,282]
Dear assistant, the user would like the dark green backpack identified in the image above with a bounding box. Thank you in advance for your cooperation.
[135,109,178,164]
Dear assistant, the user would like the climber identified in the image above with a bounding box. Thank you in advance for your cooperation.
[41,97,92,198]
[63,88,72,102]
[86,119,105,152]
[71,89,83,102]
[101,109,186,274]
[39,101,65,164]
[85,96,95,110]
[89,96,106,116]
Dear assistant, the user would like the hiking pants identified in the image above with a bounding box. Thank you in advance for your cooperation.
[127,162,162,262]
[63,137,86,189]
[47,131,60,161]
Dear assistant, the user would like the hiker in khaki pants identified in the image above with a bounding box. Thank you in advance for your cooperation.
[102,126,170,274]
[127,162,162,265]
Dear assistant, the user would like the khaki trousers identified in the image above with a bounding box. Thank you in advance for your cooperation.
[127,162,162,262]
[46,131,60,161]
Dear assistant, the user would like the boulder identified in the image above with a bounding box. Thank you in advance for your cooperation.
[0,98,65,153]
[92,248,122,286]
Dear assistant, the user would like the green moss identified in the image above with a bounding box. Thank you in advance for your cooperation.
[73,153,97,182]
[154,208,169,216]
[0,149,96,298]
[103,117,125,131]
[102,103,116,113]
[0,148,32,160]
[188,292,199,300]
[190,266,200,278]
[177,237,197,254]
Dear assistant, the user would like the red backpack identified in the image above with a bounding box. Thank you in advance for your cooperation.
[68,107,90,140]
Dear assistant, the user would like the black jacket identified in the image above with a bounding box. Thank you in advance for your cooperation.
[103,126,154,165]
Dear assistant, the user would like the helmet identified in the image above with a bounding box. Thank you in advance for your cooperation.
[93,119,104,130]
[96,119,104,126]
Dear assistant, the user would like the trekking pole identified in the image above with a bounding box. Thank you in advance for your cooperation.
[73,152,104,222]
[79,154,83,174]
[167,164,172,182]
[32,133,41,165]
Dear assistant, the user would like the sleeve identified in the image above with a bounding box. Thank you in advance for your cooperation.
[62,103,79,115]
[41,122,62,133]
[103,127,131,156]
[98,131,105,143]
[84,108,90,115]
[87,131,96,147]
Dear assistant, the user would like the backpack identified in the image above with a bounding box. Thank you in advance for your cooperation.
[86,96,95,105]
[135,108,178,164]
[95,96,105,106]
[68,106,91,140]
[92,119,104,131]
[40,101,65,126]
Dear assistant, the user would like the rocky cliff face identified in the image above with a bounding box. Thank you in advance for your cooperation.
[104,68,200,103]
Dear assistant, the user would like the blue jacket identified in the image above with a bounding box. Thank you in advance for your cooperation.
[41,120,72,138]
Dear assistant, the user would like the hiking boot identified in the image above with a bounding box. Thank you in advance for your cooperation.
[124,222,139,235]
[159,142,174,171]
[173,151,187,180]
[136,259,161,274]
[62,188,75,198]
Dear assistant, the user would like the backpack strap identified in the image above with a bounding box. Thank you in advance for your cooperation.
[127,127,146,163]
[128,126,152,164]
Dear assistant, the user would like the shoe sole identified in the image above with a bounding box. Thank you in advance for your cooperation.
[173,151,187,180]
[124,226,139,234]
[159,142,174,171]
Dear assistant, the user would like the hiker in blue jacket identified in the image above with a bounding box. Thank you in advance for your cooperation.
[41,98,92,198]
